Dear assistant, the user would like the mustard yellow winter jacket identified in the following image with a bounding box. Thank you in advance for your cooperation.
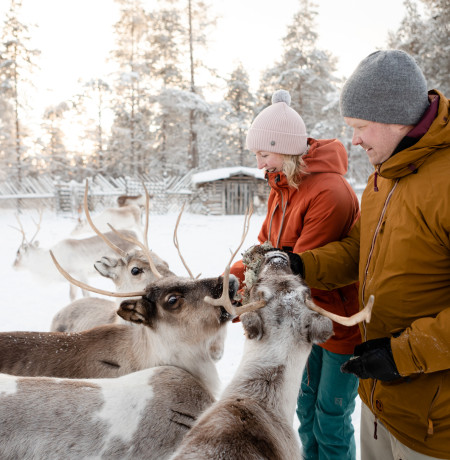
[301,90,450,458]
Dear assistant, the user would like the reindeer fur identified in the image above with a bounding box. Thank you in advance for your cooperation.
[171,251,334,460]
[0,366,214,460]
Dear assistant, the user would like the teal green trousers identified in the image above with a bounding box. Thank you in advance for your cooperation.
[296,344,358,460]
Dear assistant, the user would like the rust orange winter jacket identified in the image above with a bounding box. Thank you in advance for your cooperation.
[231,138,361,354]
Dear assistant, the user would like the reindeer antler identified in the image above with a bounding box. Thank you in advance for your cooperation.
[49,250,146,298]
[83,180,128,258]
[12,210,43,246]
[141,180,150,247]
[28,209,43,245]
[12,215,28,247]
[204,205,265,316]
[305,294,374,326]
[173,203,197,279]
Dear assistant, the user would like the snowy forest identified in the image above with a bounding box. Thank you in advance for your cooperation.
[0,0,449,192]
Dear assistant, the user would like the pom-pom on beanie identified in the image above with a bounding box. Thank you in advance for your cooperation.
[340,50,429,125]
[246,89,308,155]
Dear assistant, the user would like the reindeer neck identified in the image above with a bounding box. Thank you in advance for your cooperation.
[223,339,311,423]
[135,325,220,398]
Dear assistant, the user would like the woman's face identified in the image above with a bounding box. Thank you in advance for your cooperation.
[254,151,284,173]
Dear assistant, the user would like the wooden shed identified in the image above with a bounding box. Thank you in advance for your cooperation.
[191,167,270,215]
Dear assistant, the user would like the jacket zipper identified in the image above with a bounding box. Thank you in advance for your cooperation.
[361,180,399,418]
[267,174,289,248]
[361,179,399,340]
[425,385,441,439]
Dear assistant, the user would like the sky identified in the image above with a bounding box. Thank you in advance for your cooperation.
[0,208,362,458]
[0,0,408,111]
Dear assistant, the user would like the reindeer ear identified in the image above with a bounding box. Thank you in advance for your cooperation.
[118,299,154,327]
[240,311,264,340]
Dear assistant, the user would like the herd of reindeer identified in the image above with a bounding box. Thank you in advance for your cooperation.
[0,181,374,460]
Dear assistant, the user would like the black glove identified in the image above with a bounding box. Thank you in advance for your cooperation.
[284,251,305,277]
[341,337,401,381]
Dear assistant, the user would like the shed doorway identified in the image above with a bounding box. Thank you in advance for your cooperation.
[225,180,251,214]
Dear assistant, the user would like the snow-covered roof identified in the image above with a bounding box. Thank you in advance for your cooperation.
[191,167,265,185]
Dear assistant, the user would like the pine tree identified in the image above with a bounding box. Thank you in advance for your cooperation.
[147,4,187,169]
[72,78,113,174]
[224,63,255,166]
[0,0,39,182]
[108,0,154,176]
[39,103,71,180]
[258,0,339,134]
[388,0,450,94]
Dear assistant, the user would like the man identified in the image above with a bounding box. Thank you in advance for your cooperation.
[289,50,450,459]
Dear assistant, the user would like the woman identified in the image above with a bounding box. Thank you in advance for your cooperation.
[231,89,361,460]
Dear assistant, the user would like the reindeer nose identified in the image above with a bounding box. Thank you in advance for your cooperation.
[265,251,289,266]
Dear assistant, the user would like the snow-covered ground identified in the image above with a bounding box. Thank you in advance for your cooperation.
[0,207,360,458]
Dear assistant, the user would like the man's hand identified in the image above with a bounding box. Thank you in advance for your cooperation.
[341,337,402,381]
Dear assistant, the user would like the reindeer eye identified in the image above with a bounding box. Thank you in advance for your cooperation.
[130,266,143,276]
[166,294,182,310]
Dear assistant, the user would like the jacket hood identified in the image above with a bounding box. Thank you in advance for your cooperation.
[303,138,348,175]
[379,90,450,179]
[265,138,349,186]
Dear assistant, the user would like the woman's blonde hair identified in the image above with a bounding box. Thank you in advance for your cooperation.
[282,152,308,188]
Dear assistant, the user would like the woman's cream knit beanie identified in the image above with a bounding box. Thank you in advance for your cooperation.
[246,90,308,155]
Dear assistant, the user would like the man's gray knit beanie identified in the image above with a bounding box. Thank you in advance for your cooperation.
[340,50,429,125]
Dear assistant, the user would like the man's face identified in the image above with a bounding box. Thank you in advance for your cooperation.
[344,117,413,166]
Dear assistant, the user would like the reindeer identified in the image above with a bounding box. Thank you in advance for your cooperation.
[49,248,174,333]
[12,211,137,301]
[71,204,143,238]
[171,249,374,460]
[117,193,148,207]
[0,366,215,460]
[0,266,239,385]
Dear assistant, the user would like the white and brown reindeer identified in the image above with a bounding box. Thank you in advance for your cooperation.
[49,248,174,332]
[171,248,374,460]
[12,210,138,301]
[0,365,215,459]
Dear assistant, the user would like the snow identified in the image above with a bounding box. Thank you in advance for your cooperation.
[0,208,360,457]
[191,166,265,185]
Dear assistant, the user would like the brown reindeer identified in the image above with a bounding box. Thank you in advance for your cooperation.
[0,271,238,391]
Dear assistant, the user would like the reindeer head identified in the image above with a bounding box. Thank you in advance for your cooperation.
[118,274,240,342]
[240,251,334,344]
[12,211,43,269]
[94,250,174,292]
